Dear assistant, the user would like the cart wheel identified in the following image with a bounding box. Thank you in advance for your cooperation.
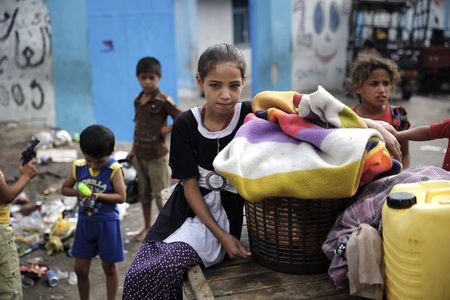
[401,88,412,101]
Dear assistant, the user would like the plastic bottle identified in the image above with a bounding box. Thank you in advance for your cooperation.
[68,271,78,285]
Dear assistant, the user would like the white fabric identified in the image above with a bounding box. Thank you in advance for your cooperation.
[192,102,243,139]
[163,169,233,268]
[347,223,384,300]
[164,104,243,267]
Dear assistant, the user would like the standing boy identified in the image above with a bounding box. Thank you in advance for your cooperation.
[127,57,181,241]
[61,124,126,300]
[0,161,38,299]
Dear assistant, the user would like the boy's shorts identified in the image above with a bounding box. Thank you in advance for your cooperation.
[133,156,169,206]
[71,220,124,263]
[0,224,22,300]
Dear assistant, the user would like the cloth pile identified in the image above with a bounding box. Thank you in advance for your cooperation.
[214,86,398,202]
[321,166,450,298]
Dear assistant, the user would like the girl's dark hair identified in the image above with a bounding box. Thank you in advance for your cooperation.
[136,56,161,77]
[197,43,246,80]
[80,124,115,159]
[346,53,401,97]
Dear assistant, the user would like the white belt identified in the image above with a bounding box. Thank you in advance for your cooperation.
[197,166,237,193]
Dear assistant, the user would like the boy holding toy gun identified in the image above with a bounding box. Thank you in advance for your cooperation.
[0,137,39,299]
[61,124,126,300]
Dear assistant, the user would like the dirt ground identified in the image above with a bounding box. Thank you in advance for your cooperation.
[0,123,145,300]
[0,91,448,300]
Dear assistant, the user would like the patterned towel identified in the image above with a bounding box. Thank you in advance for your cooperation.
[322,166,450,288]
[213,86,397,202]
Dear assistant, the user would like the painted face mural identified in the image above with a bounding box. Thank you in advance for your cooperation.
[292,0,351,90]
[313,1,340,63]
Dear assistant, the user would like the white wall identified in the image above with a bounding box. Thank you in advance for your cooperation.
[239,45,252,97]
[197,0,252,95]
[0,0,55,126]
[197,0,233,54]
[291,0,351,92]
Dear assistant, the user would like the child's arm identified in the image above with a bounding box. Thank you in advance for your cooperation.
[127,123,138,160]
[160,125,173,137]
[183,177,251,259]
[94,169,126,204]
[127,140,137,160]
[400,140,410,169]
[160,103,182,137]
[0,161,38,204]
[61,170,79,197]
[397,125,433,142]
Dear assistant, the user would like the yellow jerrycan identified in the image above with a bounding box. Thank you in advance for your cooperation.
[382,180,450,300]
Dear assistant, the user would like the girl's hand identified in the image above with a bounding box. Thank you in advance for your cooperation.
[378,124,402,161]
[364,119,402,161]
[220,233,252,259]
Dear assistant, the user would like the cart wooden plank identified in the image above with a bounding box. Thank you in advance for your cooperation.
[187,265,215,300]
[202,257,356,299]
[184,223,361,300]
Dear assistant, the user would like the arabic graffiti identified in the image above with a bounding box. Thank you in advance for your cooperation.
[0,0,54,125]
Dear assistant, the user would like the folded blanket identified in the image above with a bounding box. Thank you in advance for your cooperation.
[213,86,396,202]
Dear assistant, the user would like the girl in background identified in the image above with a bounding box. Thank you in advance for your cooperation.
[348,53,411,168]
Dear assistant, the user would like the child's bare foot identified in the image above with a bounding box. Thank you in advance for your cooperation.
[134,227,150,242]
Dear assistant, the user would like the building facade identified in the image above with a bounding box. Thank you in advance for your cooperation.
[1,0,449,141]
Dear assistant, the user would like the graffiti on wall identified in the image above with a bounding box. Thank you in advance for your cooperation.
[291,0,351,91]
[0,0,55,125]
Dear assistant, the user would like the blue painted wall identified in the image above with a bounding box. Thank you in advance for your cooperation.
[87,0,178,142]
[175,0,198,93]
[47,0,95,134]
[250,0,292,95]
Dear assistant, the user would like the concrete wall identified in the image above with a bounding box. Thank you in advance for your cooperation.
[251,0,292,94]
[197,0,233,54]
[197,0,255,88]
[175,0,198,99]
[251,0,351,94]
[47,0,95,134]
[0,0,55,126]
[87,0,178,142]
[175,0,252,100]
[291,0,351,92]
[6,0,448,131]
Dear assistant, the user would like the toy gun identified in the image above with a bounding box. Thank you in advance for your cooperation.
[77,182,95,216]
[21,137,40,166]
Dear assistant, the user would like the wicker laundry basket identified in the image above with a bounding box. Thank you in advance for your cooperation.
[245,197,348,274]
